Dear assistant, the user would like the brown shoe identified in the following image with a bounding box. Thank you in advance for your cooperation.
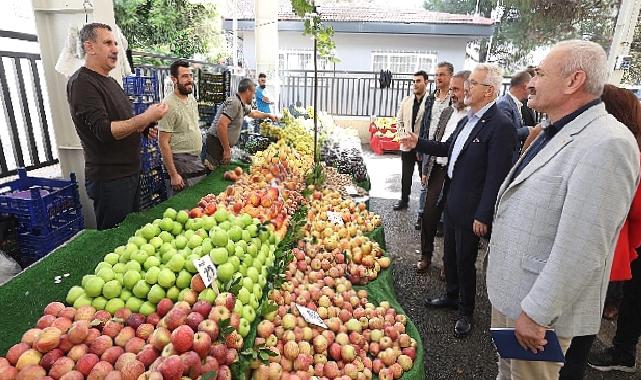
[416,257,430,273]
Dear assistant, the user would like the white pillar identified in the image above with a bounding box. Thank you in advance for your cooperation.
[31,0,117,228]
[607,0,641,85]
[254,0,279,112]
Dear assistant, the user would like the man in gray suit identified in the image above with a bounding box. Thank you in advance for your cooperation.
[486,40,640,379]
[497,70,532,160]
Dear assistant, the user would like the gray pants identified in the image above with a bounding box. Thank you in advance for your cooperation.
[167,153,206,196]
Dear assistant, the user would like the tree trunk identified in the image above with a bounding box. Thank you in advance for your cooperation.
[478,38,489,62]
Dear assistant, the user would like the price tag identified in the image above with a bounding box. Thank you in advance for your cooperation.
[344,185,359,196]
[295,304,327,329]
[193,256,219,292]
[326,211,344,226]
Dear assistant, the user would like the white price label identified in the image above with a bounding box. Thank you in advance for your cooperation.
[344,185,359,196]
[326,211,344,226]
[193,256,218,291]
[295,304,328,329]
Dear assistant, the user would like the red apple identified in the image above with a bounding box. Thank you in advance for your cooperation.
[100,346,124,365]
[210,344,227,364]
[40,348,64,371]
[192,332,211,359]
[136,345,158,367]
[68,320,90,344]
[59,370,84,380]
[149,327,171,351]
[20,329,42,346]
[191,301,212,319]
[114,327,135,347]
[197,319,219,341]
[16,364,46,380]
[156,299,174,318]
[102,320,124,338]
[124,337,145,354]
[126,314,146,330]
[75,353,99,376]
[86,360,113,380]
[158,355,184,380]
[58,308,76,321]
[49,356,74,380]
[185,312,204,332]
[44,302,66,317]
[146,313,160,327]
[37,315,56,329]
[84,328,101,345]
[225,331,242,350]
[74,306,96,321]
[6,343,29,366]
[89,336,113,356]
[67,344,88,362]
[34,327,62,353]
[118,359,144,380]
[165,309,188,331]
[171,325,193,354]
[180,351,202,379]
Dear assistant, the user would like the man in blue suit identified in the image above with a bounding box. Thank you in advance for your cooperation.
[401,63,516,337]
[497,71,533,159]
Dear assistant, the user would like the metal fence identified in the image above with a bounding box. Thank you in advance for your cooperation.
[279,69,513,117]
[0,31,57,178]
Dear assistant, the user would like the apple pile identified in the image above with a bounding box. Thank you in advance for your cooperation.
[223,167,244,182]
[65,206,278,321]
[306,189,382,235]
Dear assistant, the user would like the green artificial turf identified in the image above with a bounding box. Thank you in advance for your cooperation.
[0,163,242,355]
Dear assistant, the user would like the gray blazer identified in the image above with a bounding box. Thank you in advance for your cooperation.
[486,102,640,338]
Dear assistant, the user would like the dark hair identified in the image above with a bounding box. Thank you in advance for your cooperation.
[525,65,536,77]
[170,60,190,78]
[414,70,428,81]
[238,78,255,93]
[510,71,532,88]
[79,23,112,53]
[437,61,454,75]
[258,73,267,79]
[602,84,641,149]
[453,70,471,80]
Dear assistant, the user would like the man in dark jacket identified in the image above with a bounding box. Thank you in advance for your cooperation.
[497,71,532,161]
[401,63,516,337]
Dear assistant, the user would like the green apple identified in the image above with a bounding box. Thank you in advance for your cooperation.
[259,230,270,243]
[166,286,180,301]
[253,283,262,300]
[133,280,151,298]
[139,301,156,316]
[239,213,253,227]
[131,250,148,265]
[202,216,216,230]
[258,274,267,287]
[176,270,192,289]
[125,242,138,255]
[74,295,93,308]
[185,255,199,273]
[141,224,158,240]
[84,275,105,298]
[228,226,243,242]
[96,267,115,282]
[238,287,251,305]
[185,219,196,231]
[239,265,248,276]
[92,296,107,310]
[144,256,161,270]
[105,298,125,314]
[120,289,132,301]
[242,305,256,322]
[114,273,124,285]
[163,208,177,220]
[191,246,203,258]
[129,236,147,248]
[201,238,213,252]
[123,271,142,290]
[242,277,254,291]
[141,243,156,256]
[94,262,111,274]
[246,224,258,238]
[246,267,259,284]
[188,235,203,249]
[217,262,235,283]
[114,245,126,255]
[210,248,229,266]
[198,288,216,303]
[252,238,262,250]
[119,251,131,264]
[214,209,228,223]
[66,286,85,304]
[171,221,184,236]
[231,218,245,229]
[193,218,203,230]
[238,317,251,337]
[184,230,194,240]
[176,209,189,223]
[112,263,127,274]
[158,268,176,288]
[178,288,193,302]
[241,230,252,243]
[210,229,228,248]
[247,244,258,257]
[125,297,143,312]
[147,284,166,304]
[159,232,173,244]
[243,255,254,267]
[250,294,259,310]
[104,253,119,265]
[102,280,122,299]
[159,217,174,232]
[234,299,243,315]
[219,221,231,231]
[145,266,160,285]
[226,240,235,256]
[126,261,141,272]
[168,255,185,273]
[229,256,240,271]
[161,251,174,265]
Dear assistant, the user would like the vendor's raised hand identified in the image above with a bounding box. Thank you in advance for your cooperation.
[400,132,419,150]
[144,103,168,123]
[268,114,279,122]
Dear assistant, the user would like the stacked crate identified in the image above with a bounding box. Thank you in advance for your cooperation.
[0,169,83,266]
[197,69,230,124]
[123,70,167,210]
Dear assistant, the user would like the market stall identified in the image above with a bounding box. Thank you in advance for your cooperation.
[0,114,424,380]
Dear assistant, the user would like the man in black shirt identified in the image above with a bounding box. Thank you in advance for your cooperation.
[67,23,167,230]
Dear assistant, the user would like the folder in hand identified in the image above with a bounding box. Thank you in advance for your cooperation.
[490,328,565,363]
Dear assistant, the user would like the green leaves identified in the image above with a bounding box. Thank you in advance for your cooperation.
[201,371,217,380]
[290,0,340,62]
[216,318,235,343]
[223,274,243,295]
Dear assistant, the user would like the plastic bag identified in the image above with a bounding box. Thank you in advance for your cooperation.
[0,250,21,285]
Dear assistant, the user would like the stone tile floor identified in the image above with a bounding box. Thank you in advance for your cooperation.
[363,148,639,380]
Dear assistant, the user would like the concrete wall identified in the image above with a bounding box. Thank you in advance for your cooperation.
[240,31,471,73]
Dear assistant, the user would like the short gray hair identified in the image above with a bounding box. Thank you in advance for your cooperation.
[79,23,112,53]
[474,63,504,98]
[553,40,608,97]
[453,70,471,81]
[238,78,255,93]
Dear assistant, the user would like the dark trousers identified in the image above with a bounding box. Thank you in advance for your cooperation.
[559,335,596,380]
[420,165,446,260]
[443,213,480,317]
[86,174,140,230]
[205,134,225,165]
[614,254,641,356]
[401,150,421,203]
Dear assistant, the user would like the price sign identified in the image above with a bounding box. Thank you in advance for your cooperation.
[193,256,218,292]
[326,211,344,226]
[344,185,359,196]
[295,304,328,329]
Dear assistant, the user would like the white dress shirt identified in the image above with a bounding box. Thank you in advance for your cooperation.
[436,107,467,166]
[447,101,496,178]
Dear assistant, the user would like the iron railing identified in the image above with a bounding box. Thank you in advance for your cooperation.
[0,30,58,178]
[279,69,514,117]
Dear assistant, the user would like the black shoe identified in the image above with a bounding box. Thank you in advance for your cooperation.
[435,222,444,237]
[425,296,458,310]
[588,347,636,373]
[414,216,422,230]
[393,201,408,211]
[454,316,473,338]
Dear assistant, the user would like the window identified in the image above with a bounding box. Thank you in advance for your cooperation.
[371,51,438,73]
[278,50,330,71]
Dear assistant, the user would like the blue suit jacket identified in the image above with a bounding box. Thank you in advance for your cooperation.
[415,104,516,228]
[497,94,529,142]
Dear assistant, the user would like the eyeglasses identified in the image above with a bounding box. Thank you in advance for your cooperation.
[468,80,493,88]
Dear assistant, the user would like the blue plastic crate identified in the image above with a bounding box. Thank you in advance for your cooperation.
[17,215,83,266]
[140,135,164,172]
[132,102,150,115]
[123,76,158,97]
[0,169,81,234]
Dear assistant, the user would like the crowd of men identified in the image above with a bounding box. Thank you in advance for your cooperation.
[65,22,640,380]
[398,40,640,379]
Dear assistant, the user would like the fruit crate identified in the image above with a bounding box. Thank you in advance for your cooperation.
[123,71,158,97]
[0,168,81,234]
[16,215,83,267]
[140,135,163,172]
[139,166,167,211]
